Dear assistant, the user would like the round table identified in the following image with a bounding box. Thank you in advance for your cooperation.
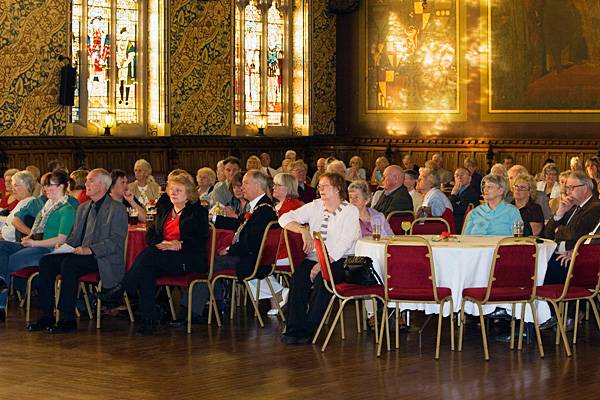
[355,235,557,323]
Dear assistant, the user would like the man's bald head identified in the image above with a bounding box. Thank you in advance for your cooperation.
[382,165,405,192]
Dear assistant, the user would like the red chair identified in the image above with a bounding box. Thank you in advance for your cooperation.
[274,229,307,286]
[458,237,543,361]
[9,267,40,323]
[441,208,456,233]
[386,210,415,235]
[312,232,385,352]
[410,217,450,235]
[156,222,220,333]
[536,234,600,356]
[378,236,454,359]
[212,221,282,327]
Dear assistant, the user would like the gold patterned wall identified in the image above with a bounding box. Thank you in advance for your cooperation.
[312,1,336,135]
[0,0,68,135]
[169,0,232,135]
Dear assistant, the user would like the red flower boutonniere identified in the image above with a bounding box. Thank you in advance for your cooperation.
[148,199,156,205]
[244,212,252,220]
[440,231,450,239]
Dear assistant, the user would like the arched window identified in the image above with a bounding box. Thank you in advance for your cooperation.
[71,0,166,135]
[234,0,310,136]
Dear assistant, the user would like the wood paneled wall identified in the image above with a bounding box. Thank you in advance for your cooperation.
[0,136,598,177]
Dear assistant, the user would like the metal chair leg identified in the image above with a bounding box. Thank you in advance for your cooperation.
[510,303,516,350]
[573,300,580,344]
[529,301,544,358]
[80,282,94,320]
[244,281,264,327]
[458,299,466,352]
[322,299,349,352]
[449,298,455,351]
[518,302,526,351]
[313,296,335,344]
[354,300,361,334]
[550,301,572,357]
[476,303,490,361]
[265,278,285,322]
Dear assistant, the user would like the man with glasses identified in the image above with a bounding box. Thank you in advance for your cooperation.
[540,171,600,330]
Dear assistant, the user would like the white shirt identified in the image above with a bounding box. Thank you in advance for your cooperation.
[248,193,266,212]
[422,188,453,216]
[409,189,424,212]
[536,181,561,199]
[261,166,277,178]
[2,196,35,242]
[279,199,361,262]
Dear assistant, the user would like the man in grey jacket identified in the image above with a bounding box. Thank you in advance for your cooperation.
[28,168,128,334]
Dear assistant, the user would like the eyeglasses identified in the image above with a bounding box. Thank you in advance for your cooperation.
[317,184,332,190]
[565,184,585,192]
[512,184,529,191]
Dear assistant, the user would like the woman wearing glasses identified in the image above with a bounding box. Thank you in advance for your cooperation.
[511,174,544,236]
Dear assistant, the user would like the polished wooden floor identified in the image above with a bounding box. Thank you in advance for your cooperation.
[1,300,599,400]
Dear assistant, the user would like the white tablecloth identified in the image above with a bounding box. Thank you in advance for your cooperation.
[355,235,557,323]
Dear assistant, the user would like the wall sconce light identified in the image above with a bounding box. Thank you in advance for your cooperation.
[256,114,268,136]
[103,112,115,136]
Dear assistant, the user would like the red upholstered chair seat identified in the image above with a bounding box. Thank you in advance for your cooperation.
[10,266,39,279]
[536,284,592,300]
[334,283,385,298]
[156,272,209,287]
[275,264,292,273]
[463,287,533,302]
[388,287,452,301]
[79,272,100,283]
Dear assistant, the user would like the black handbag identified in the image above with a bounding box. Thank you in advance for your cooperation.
[343,256,383,286]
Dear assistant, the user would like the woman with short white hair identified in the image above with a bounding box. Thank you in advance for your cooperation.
[348,180,393,237]
[345,156,366,182]
[129,159,161,206]
[416,167,452,217]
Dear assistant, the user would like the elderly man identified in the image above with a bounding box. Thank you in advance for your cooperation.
[311,158,326,188]
[291,160,316,203]
[371,165,413,216]
[449,168,480,233]
[28,168,127,334]
[431,153,452,186]
[503,156,515,171]
[259,153,277,177]
[541,171,600,330]
[507,165,552,219]
[211,156,241,206]
[464,157,482,194]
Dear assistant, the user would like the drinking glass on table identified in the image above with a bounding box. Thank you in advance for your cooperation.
[372,223,382,241]
[401,221,412,235]
[512,220,524,237]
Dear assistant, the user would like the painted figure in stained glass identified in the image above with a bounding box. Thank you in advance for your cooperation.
[116,27,136,105]
[88,15,110,108]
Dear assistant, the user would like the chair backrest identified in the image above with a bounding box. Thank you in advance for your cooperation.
[206,222,217,279]
[387,210,415,235]
[564,234,600,296]
[384,236,443,301]
[313,232,336,295]
[483,237,538,302]
[284,229,306,274]
[247,221,282,280]
[441,207,456,233]
[410,217,450,235]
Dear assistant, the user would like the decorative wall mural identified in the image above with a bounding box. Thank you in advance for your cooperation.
[0,0,68,135]
[312,0,336,135]
[487,0,600,114]
[170,0,232,135]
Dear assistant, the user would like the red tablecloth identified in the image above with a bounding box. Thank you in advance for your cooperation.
[125,226,235,270]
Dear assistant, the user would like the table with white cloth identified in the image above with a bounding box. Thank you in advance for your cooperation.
[354,235,557,323]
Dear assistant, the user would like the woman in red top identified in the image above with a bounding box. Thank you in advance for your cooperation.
[69,169,91,204]
[101,173,209,335]
[0,169,19,212]
[248,173,303,315]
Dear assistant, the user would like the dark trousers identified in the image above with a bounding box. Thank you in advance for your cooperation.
[544,252,576,318]
[285,258,346,338]
[122,247,189,319]
[38,254,98,321]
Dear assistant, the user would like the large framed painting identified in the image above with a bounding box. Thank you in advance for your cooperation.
[359,0,467,122]
[482,0,600,121]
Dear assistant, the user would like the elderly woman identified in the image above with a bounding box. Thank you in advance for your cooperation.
[102,174,209,335]
[549,171,570,214]
[128,159,161,206]
[512,174,544,236]
[0,170,76,319]
[110,170,147,223]
[69,169,90,204]
[213,172,247,230]
[585,158,600,186]
[490,163,508,178]
[416,167,453,218]
[537,163,560,200]
[370,156,389,186]
[196,167,216,206]
[246,155,262,172]
[345,156,366,182]
[463,174,522,236]
[0,168,19,212]
[348,180,393,237]
[279,172,361,344]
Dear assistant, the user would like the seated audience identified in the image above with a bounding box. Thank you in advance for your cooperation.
[102,174,209,335]
[260,153,277,178]
[570,156,583,172]
[213,172,248,230]
[216,160,226,182]
[47,159,65,173]
[291,160,316,203]
[279,172,361,344]
[416,167,453,218]
[537,163,561,200]
[311,158,326,188]
[0,170,76,320]
[0,171,36,242]
[585,157,600,189]
[448,167,480,233]
[196,167,216,206]
[326,160,347,178]
[464,157,482,195]
[370,156,389,186]
[401,154,419,172]
[26,165,42,197]
[348,180,393,237]
[511,174,544,236]
[281,158,294,173]
[549,171,570,214]
[345,156,366,182]
[403,169,423,212]
[29,168,127,334]
[371,165,413,216]
[503,155,515,171]
[246,155,262,172]
[431,153,453,186]
[110,169,147,222]
[211,156,241,206]
[129,159,161,206]
[507,165,552,219]
[69,169,90,204]
[463,174,522,236]
[0,168,19,212]
[490,163,508,178]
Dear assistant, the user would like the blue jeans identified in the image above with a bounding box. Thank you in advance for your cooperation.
[0,244,51,309]
[0,240,25,309]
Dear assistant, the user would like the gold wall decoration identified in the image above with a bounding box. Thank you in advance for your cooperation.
[169,0,232,135]
[359,0,467,122]
[312,0,336,135]
[482,0,600,121]
[0,0,68,135]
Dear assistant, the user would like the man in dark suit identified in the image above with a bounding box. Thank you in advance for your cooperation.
[28,168,128,334]
[541,171,600,329]
[449,167,480,233]
[291,160,316,204]
[371,165,413,216]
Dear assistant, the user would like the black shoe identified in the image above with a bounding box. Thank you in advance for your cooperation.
[136,318,158,336]
[539,316,557,330]
[47,319,77,334]
[0,309,5,322]
[0,278,7,294]
[487,307,511,321]
[167,314,207,328]
[27,316,54,332]
[281,334,311,345]
[98,283,124,303]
